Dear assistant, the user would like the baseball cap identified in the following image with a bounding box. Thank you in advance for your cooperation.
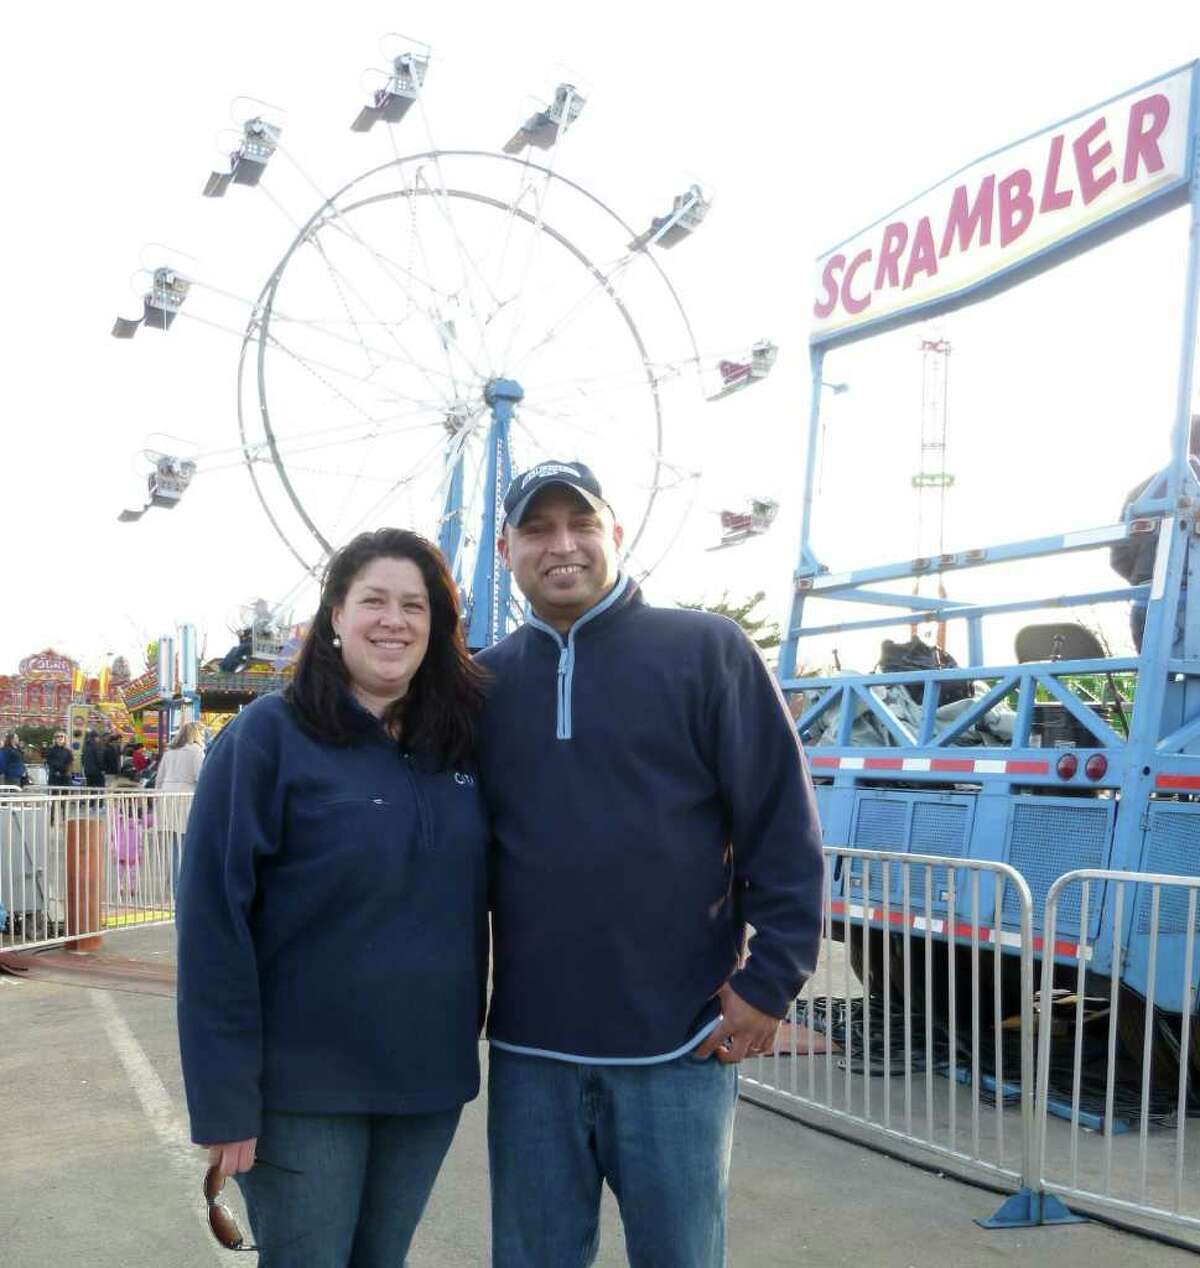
[503,460,609,527]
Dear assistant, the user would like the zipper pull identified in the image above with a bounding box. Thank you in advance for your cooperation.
[557,648,569,677]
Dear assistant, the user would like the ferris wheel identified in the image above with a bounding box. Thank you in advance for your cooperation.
[112,40,779,647]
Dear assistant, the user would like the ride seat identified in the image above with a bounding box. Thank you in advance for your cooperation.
[1014,622,1105,664]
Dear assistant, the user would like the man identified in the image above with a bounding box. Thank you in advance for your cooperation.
[82,730,105,789]
[101,732,122,786]
[477,460,825,1267]
[44,730,74,787]
[1110,414,1200,650]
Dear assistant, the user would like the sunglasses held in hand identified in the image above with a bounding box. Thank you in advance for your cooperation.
[204,1159,303,1253]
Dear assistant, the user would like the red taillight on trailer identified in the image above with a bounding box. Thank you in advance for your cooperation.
[1056,752,1079,779]
[1084,754,1108,781]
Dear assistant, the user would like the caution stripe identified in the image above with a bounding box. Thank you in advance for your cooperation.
[829,899,1091,961]
[810,755,1050,776]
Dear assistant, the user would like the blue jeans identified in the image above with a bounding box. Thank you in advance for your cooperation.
[488,1047,738,1267]
[235,1107,461,1267]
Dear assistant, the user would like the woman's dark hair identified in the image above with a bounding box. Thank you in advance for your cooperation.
[287,528,487,767]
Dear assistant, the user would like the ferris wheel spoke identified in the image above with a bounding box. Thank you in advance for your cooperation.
[241,414,447,473]
[386,131,490,393]
[437,421,491,584]
[517,401,681,484]
[494,117,577,371]
[413,103,507,317]
[203,409,444,471]
[315,207,484,392]
[263,325,446,419]
[337,426,453,542]
[290,234,455,407]
[274,144,468,402]
[265,322,448,400]
[504,249,644,379]
[306,236,391,381]
[407,166,503,379]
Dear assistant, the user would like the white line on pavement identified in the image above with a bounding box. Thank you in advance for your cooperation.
[92,989,230,1263]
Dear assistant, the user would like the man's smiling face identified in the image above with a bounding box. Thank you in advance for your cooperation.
[499,485,623,632]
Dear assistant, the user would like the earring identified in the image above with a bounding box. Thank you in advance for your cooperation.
[332,635,342,649]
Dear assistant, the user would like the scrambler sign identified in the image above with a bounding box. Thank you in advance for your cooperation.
[811,65,1195,346]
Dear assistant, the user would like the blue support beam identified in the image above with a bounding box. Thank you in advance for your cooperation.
[796,525,1129,593]
[791,586,1147,641]
[438,441,465,587]
[466,378,522,650]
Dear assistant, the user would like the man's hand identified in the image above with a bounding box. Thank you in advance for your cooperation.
[693,983,781,1064]
[207,1137,257,1177]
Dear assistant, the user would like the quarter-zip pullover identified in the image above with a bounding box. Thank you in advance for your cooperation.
[176,691,489,1145]
[477,578,825,1063]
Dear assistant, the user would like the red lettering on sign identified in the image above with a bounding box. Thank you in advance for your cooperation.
[938,177,994,258]
[998,169,1034,247]
[903,216,938,289]
[1123,93,1170,182]
[814,254,845,319]
[874,222,908,290]
[1073,116,1116,204]
[841,249,873,315]
[1039,134,1073,213]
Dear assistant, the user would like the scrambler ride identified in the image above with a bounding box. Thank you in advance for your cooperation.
[780,64,1200,1099]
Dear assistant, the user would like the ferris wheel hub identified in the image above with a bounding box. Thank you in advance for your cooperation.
[483,377,525,407]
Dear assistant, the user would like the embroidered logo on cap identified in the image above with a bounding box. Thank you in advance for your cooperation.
[522,462,581,488]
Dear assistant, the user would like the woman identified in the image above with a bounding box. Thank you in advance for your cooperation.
[176,528,488,1267]
[157,722,206,896]
[156,721,206,793]
[1,732,28,788]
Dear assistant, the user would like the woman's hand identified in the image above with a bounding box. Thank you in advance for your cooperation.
[207,1137,257,1176]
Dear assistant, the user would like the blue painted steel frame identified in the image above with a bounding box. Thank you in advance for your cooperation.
[783,64,1200,1013]
[464,378,522,650]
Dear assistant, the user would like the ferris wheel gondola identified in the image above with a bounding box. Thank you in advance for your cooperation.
[708,498,780,551]
[117,452,198,522]
[111,267,191,338]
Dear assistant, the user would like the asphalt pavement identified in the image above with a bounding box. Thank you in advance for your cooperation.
[0,926,1193,1266]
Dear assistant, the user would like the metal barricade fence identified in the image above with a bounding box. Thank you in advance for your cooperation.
[741,846,1035,1187]
[1035,869,1200,1234]
[0,788,192,951]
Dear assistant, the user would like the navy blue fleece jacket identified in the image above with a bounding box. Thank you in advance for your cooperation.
[476,576,825,1062]
[176,692,489,1144]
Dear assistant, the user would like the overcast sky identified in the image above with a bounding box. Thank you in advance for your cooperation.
[3,2,1198,676]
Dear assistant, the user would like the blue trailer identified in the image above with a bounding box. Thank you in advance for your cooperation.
[779,63,1200,1090]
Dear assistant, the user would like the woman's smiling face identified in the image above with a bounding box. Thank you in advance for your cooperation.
[331,556,432,711]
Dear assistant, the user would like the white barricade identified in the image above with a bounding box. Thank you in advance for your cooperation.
[741,847,1035,1187]
[1035,869,1200,1234]
[0,789,192,951]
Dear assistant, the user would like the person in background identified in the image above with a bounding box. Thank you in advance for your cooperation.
[157,722,206,894]
[478,461,825,1268]
[1111,413,1200,651]
[1,732,28,788]
[101,732,122,786]
[130,742,149,775]
[156,722,206,794]
[45,730,74,788]
[82,730,106,789]
[176,528,489,1267]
